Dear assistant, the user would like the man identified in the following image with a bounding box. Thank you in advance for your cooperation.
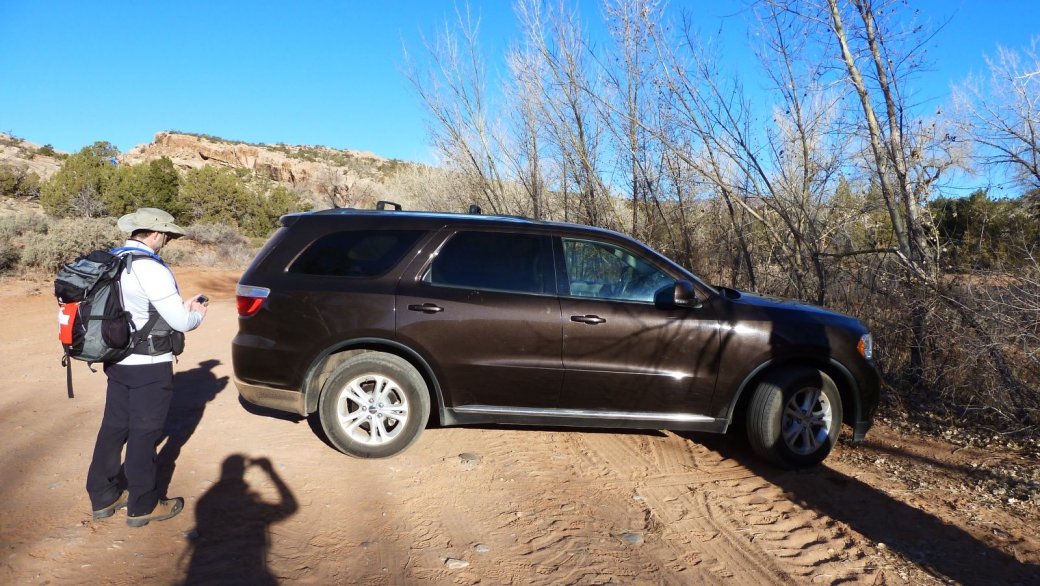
[86,208,209,527]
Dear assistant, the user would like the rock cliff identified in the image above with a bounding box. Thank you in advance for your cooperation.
[0,134,65,181]
[120,132,408,208]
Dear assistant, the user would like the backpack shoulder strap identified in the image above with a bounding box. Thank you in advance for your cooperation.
[110,247,166,273]
[130,307,163,349]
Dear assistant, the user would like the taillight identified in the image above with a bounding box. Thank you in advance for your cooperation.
[236,284,270,317]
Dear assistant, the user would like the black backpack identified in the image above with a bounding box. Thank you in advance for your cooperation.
[55,247,164,398]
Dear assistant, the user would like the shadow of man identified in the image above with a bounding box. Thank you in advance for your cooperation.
[182,455,298,585]
[156,359,228,498]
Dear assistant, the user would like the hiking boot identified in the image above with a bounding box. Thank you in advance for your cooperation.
[126,497,184,527]
[91,490,129,520]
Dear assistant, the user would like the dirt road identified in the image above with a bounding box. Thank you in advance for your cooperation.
[1,268,1037,585]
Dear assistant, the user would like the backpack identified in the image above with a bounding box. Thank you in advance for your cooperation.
[55,246,164,398]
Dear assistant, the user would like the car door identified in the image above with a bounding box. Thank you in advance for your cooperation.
[396,228,564,409]
[556,235,720,416]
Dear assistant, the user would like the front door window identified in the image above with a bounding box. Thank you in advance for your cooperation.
[561,238,673,302]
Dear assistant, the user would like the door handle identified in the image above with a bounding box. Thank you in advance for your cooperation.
[408,303,444,314]
[570,314,606,325]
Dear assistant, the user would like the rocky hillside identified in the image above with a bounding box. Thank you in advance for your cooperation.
[121,132,415,208]
[0,133,66,182]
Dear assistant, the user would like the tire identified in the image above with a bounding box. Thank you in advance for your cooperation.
[318,353,430,458]
[746,367,843,469]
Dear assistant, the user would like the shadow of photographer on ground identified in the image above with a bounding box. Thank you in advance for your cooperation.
[180,454,298,585]
[155,359,228,497]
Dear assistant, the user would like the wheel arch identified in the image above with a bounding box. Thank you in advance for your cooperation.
[303,338,446,423]
[724,357,862,430]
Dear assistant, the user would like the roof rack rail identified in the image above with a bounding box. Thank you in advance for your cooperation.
[468,204,482,215]
[376,200,402,211]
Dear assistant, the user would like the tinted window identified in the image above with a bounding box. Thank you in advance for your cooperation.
[428,232,550,294]
[291,230,424,277]
[562,238,672,302]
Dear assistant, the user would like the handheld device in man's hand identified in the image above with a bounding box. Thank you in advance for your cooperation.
[197,295,209,304]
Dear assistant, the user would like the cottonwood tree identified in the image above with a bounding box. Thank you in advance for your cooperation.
[815,0,960,283]
[502,43,550,219]
[626,2,854,302]
[598,0,662,239]
[954,37,1040,194]
[515,0,619,229]
[403,5,509,214]
[813,0,1029,419]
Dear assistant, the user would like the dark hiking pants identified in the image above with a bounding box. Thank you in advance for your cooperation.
[86,362,174,517]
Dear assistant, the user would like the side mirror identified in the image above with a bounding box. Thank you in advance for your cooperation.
[655,280,701,309]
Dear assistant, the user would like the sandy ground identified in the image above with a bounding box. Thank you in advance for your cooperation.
[1,267,1038,585]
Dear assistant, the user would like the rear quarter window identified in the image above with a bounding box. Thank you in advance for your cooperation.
[290,230,424,277]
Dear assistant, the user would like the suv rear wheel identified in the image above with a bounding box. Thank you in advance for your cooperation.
[318,353,431,458]
[746,367,842,469]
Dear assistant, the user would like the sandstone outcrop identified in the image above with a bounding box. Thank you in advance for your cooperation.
[0,135,65,181]
[120,132,404,207]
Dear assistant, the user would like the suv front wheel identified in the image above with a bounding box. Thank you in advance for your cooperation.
[318,353,431,458]
[746,367,843,469]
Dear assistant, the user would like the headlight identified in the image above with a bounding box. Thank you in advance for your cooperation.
[857,333,873,360]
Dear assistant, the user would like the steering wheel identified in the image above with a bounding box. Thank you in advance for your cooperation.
[619,266,638,297]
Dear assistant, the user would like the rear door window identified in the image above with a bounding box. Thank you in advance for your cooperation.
[290,230,424,277]
[426,231,554,295]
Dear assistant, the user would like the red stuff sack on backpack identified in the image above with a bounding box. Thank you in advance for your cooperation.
[58,302,79,345]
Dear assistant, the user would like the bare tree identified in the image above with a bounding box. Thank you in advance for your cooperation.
[70,184,107,218]
[503,42,550,219]
[403,4,509,214]
[313,162,347,209]
[515,0,620,229]
[597,0,662,238]
[629,2,855,302]
[816,0,960,283]
[954,37,1040,193]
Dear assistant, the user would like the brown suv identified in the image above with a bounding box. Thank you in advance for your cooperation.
[233,205,879,468]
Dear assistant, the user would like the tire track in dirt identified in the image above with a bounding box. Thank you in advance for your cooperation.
[559,429,881,583]
[564,431,792,584]
[401,428,618,585]
[665,436,869,583]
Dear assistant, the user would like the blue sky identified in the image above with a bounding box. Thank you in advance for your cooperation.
[1,1,1036,169]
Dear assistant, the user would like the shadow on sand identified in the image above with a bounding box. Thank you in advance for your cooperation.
[156,359,228,497]
[180,454,298,585]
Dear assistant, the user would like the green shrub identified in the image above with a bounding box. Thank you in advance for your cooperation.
[0,165,18,195]
[0,133,24,147]
[0,213,50,239]
[21,217,122,272]
[40,142,119,217]
[108,156,181,217]
[0,165,41,199]
[0,239,20,273]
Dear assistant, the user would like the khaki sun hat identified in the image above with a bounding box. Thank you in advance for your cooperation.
[117,208,186,238]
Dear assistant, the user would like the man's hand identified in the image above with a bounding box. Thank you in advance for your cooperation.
[187,294,209,318]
